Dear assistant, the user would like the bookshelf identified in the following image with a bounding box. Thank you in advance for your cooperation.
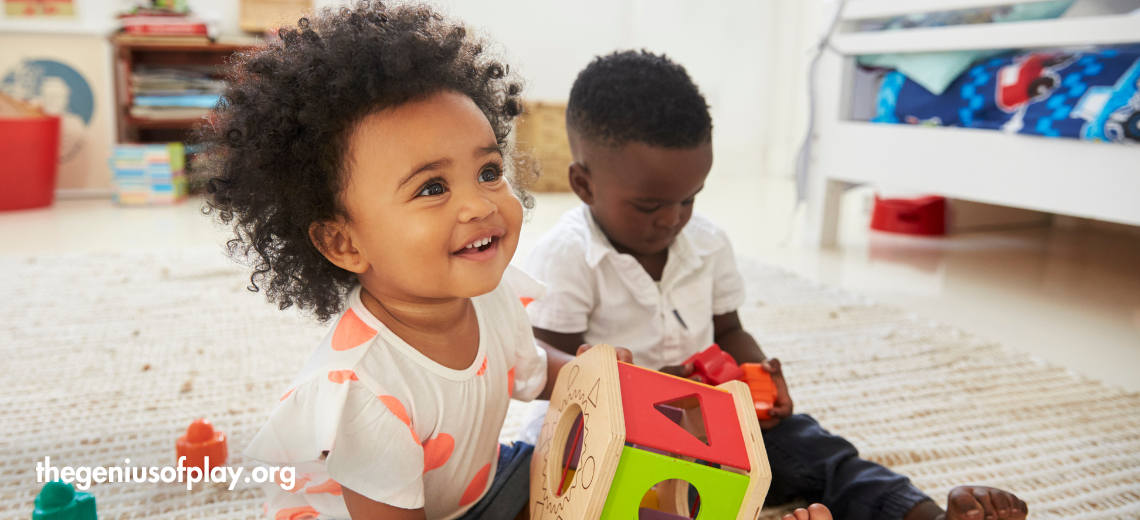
[111,34,260,143]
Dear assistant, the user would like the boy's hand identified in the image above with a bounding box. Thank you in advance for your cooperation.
[658,362,704,383]
[576,343,633,363]
[758,358,793,430]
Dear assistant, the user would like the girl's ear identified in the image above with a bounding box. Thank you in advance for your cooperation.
[568,162,594,205]
[309,219,369,274]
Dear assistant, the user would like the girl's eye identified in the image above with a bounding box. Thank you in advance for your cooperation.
[682,198,695,206]
[635,205,660,214]
[417,181,446,197]
[478,166,501,183]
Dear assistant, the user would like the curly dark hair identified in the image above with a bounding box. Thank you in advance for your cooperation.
[200,0,532,321]
[567,50,712,148]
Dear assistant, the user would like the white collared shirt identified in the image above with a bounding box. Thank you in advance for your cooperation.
[523,206,745,370]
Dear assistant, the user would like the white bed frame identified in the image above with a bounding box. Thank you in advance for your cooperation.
[806,0,1140,246]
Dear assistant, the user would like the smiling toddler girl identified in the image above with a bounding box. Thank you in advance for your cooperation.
[199,3,592,519]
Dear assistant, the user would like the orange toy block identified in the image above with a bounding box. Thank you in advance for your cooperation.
[740,364,777,421]
[617,363,750,471]
[176,418,227,470]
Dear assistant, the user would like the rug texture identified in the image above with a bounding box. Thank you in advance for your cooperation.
[0,248,1137,520]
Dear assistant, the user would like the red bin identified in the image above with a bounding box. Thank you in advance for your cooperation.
[0,115,61,211]
[870,194,946,235]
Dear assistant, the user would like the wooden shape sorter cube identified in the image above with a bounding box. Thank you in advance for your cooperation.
[530,344,772,520]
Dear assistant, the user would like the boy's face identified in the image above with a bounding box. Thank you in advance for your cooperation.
[570,139,712,256]
[328,90,523,301]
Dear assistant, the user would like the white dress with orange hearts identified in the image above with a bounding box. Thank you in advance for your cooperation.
[245,266,548,520]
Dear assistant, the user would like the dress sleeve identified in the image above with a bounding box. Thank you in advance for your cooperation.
[502,266,548,402]
[522,239,595,334]
[325,382,426,509]
[711,232,747,316]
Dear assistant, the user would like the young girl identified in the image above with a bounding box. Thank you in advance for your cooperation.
[201,3,618,519]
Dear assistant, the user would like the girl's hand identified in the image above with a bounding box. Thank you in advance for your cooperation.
[759,358,794,430]
[538,342,632,400]
[576,343,633,363]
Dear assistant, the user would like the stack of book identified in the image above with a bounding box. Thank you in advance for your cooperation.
[119,14,210,37]
[130,66,223,121]
[117,0,214,41]
[112,143,188,205]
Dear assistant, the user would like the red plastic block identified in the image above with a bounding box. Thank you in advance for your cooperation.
[617,363,750,471]
[682,344,744,386]
[176,418,227,470]
[740,364,777,421]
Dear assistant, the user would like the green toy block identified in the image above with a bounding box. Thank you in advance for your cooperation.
[32,481,96,520]
[598,446,749,520]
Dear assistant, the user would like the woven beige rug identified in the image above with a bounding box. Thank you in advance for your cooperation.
[1,248,1137,520]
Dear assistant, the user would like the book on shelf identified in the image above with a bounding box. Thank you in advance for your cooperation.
[120,15,209,36]
[133,94,220,108]
[113,34,212,46]
[131,68,223,114]
[129,106,211,120]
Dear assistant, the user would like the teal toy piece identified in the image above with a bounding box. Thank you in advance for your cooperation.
[32,481,96,520]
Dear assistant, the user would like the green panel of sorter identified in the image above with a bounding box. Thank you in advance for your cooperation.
[598,446,750,520]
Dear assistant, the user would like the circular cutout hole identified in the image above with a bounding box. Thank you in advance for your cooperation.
[639,479,701,519]
[547,403,584,497]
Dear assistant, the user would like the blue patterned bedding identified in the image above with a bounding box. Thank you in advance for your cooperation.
[873,46,1140,144]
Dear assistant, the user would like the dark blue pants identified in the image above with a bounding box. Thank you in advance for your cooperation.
[763,414,932,520]
[455,442,533,520]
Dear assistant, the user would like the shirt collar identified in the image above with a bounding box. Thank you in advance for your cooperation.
[581,205,725,270]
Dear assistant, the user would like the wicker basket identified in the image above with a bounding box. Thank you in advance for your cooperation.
[515,101,572,193]
[240,0,312,32]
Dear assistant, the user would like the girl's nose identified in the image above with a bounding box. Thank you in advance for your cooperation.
[456,188,497,222]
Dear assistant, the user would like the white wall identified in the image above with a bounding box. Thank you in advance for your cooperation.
[765,0,827,181]
[1,0,820,182]
[315,0,785,177]
[433,0,784,177]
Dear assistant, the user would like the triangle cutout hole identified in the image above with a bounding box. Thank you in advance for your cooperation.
[653,394,709,446]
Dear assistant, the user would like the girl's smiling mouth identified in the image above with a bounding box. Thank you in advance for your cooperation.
[452,228,505,261]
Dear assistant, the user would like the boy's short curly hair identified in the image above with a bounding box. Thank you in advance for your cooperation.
[567,50,712,148]
[200,0,531,321]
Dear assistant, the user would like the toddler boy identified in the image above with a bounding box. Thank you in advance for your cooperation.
[523,50,1027,520]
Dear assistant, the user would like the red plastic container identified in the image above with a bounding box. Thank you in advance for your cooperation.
[870,195,946,235]
[0,116,61,211]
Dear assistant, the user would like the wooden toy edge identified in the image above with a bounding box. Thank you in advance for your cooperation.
[529,343,627,520]
[718,379,772,520]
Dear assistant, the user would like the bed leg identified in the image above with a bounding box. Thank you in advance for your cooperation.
[820,179,845,247]
[807,178,846,248]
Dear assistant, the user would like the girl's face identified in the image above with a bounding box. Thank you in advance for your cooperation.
[332,90,523,301]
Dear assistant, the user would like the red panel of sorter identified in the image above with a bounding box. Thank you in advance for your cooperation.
[616,362,750,471]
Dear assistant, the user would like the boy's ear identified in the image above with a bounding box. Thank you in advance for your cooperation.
[309,219,369,274]
[568,161,594,205]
